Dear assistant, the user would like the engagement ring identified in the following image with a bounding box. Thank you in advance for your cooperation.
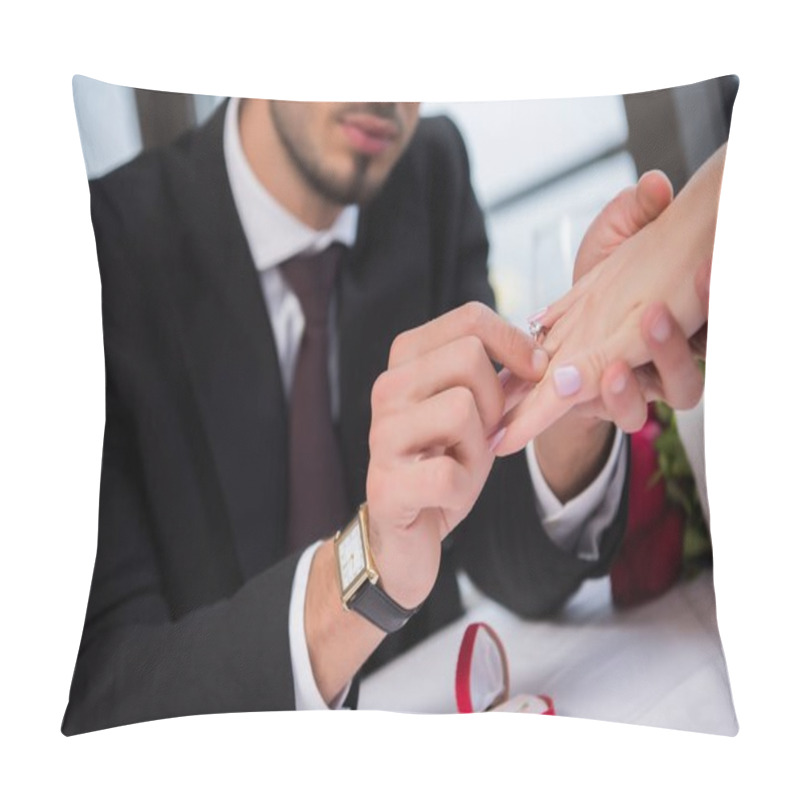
[528,318,547,344]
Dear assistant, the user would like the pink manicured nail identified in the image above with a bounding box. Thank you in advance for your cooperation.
[610,372,627,395]
[650,311,671,343]
[553,365,582,397]
[532,349,548,375]
[488,427,507,453]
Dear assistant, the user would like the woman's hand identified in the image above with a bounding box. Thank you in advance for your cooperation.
[495,145,725,457]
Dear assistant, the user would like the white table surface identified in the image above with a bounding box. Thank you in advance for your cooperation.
[360,569,737,736]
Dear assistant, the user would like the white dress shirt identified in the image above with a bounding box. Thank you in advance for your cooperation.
[222,98,627,709]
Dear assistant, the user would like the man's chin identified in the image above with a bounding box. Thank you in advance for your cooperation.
[317,163,388,207]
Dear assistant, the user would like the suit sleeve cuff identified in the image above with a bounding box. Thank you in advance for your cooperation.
[525,427,627,560]
[289,541,351,710]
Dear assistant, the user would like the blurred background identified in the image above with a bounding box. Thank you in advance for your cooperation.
[72,75,736,328]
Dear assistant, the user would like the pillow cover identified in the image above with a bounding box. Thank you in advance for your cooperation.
[63,75,737,736]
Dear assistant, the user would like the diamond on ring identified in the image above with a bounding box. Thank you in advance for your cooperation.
[528,319,547,343]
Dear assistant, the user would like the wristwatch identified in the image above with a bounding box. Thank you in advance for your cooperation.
[333,503,418,633]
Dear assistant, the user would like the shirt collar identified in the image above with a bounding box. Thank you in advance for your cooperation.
[223,97,359,272]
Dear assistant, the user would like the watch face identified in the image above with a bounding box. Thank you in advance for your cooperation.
[338,521,366,593]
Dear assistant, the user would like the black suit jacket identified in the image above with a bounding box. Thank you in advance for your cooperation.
[62,102,628,735]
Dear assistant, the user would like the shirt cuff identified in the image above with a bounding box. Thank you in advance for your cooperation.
[289,541,351,710]
[525,427,627,560]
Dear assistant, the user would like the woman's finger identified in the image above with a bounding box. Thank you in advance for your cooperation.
[599,361,649,433]
[640,303,705,410]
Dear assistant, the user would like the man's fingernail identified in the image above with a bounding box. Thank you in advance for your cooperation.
[553,365,582,397]
[650,311,671,343]
[488,427,507,453]
[527,307,548,325]
[610,373,627,395]
[532,348,548,375]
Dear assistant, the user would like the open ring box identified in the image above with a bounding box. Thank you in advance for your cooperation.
[455,622,555,714]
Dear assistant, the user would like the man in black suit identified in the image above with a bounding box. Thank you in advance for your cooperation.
[63,98,690,733]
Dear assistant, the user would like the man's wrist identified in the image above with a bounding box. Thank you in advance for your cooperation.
[336,504,421,631]
[528,426,626,558]
[534,414,616,503]
[290,542,349,710]
[305,538,385,705]
[365,506,440,611]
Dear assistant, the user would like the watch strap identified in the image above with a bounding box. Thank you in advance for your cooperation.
[349,579,417,634]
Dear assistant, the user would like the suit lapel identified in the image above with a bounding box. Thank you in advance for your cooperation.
[164,102,289,579]
[337,171,432,507]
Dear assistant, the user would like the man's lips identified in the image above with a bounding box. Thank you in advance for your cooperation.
[339,113,399,156]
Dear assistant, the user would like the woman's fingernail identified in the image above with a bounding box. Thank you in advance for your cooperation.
[488,426,507,453]
[498,368,512,387]
[532,348,548,375]
[553,365,582,397]
[610,372,627,395]
[650,311,671,343]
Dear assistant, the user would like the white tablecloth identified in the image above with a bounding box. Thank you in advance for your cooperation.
[360,569,737,735]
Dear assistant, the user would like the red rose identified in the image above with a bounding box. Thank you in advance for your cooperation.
[625,418,666,537]
[610,413,686,609]
[611,505,685,608]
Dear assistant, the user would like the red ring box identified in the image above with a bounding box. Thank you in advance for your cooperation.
[455,622,554,715]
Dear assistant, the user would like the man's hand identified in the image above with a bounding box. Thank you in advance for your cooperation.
[305,302,544,704]
[573,169,675,284]
[366,301,544,608]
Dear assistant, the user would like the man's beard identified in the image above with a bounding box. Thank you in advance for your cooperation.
[287,148,373,207]
[269,103,396,207]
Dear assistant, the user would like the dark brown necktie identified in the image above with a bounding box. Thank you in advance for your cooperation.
[279,243,350,552]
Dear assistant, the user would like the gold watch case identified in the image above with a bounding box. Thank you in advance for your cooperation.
[333,503,379,608]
